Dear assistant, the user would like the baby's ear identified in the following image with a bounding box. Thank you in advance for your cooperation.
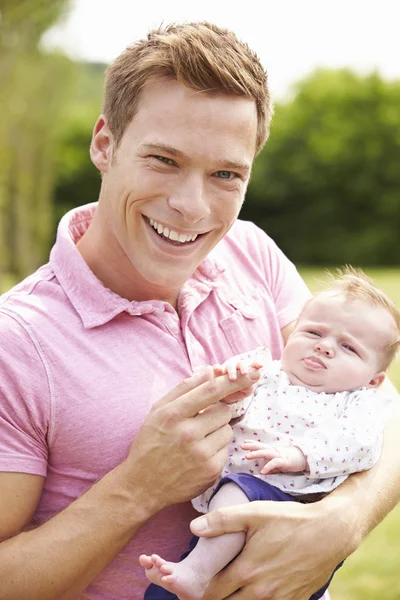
[368,372,386,388]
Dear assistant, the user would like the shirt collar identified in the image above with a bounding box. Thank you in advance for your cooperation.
[50,203,225,329]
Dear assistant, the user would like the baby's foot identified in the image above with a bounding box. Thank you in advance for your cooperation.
[139,553,209,600]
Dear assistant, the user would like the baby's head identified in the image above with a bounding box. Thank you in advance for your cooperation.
[281,267,400,393]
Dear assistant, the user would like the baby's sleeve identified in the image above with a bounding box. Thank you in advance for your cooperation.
[295,388,393,479]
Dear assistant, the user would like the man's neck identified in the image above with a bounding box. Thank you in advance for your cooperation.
[76,216,180,309]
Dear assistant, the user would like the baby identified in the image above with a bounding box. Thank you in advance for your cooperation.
[140,268,400,600]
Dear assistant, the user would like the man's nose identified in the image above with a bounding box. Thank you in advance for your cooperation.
[167,174,211,224]
[314,340,335,358]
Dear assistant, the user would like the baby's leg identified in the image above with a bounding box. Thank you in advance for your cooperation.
[140,482,249,600]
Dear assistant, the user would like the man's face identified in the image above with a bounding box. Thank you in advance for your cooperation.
[94,79,257,296]
[281,293,393,393]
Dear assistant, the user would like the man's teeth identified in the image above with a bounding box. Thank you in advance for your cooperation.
[149,219,198,243]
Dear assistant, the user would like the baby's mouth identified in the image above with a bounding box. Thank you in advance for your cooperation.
[303,356,326,369]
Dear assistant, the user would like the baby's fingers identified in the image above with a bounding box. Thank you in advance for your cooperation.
[241,440,267,450]
[244,449,271,460]
[260,457,286,475]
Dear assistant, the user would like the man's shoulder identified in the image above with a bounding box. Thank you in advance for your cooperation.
[0,263,60,328]
[225,219,266,243]
[215,219,277,258]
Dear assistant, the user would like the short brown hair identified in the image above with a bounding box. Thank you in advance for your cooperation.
[321,266,400,370]
[103,22,272,155]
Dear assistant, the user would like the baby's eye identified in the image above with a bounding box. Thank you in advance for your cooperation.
[343,344,357,354]
[307,330,321,337]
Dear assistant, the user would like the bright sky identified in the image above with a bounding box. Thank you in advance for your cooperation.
[43,0,400,99]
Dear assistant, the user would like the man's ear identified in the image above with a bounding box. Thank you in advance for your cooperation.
[90,115,113,172]
[368,372,386,388]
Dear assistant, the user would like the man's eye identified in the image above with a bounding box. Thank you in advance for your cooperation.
[214,170,235,180]
[154,156,175,165]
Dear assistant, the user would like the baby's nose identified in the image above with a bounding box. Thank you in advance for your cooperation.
[315,341,334,357]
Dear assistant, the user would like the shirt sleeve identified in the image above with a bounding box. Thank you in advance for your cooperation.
[294,389,394,479]
[0,310,51,476]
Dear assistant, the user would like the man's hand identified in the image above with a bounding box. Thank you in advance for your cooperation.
[122,366,262,514]
[241,441,307,474]
[190,499,352,599]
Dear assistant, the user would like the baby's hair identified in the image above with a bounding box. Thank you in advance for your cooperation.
[320,266,400,370]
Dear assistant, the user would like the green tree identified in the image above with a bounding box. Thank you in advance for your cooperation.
[0,0,74,278]
[52,62,105,234]
[243,69,400,266]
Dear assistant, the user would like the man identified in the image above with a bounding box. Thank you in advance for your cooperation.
[0,22,399,600]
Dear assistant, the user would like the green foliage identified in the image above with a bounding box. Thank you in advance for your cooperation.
[0,0,75,277]
[243,69,400,266]
[52,62,105,231]
[0,0,70,51]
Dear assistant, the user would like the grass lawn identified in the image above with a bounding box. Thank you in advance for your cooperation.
[300,267,400,600]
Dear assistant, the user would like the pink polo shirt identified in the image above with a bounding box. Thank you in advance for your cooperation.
[0,203,311,599]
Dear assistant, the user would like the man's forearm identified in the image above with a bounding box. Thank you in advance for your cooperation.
[0,463,153,600]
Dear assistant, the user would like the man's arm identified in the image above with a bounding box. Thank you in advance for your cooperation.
[0,464,153,600]
[0,367,262,600]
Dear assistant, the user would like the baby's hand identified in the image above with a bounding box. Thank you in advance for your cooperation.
[213,358,263,405]
[241,441,307,474]
[216,356,264,381]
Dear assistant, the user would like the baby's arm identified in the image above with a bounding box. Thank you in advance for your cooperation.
[241,441,308,474]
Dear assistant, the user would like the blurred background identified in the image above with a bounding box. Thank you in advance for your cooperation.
[0,1,399,597]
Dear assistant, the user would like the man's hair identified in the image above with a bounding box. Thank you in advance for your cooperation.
[103,22,272,155]
[321,266,400,370]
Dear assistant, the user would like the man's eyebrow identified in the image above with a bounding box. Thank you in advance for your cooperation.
[138,143,251,173]
[215,159,252,173]
[138,143,185,158]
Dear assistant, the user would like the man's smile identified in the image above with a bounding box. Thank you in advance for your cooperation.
[149,218,200,243]
[142,215,212,257]
[144,216,209,248]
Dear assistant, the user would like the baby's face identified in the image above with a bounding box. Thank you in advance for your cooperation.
[281,293,394,393]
